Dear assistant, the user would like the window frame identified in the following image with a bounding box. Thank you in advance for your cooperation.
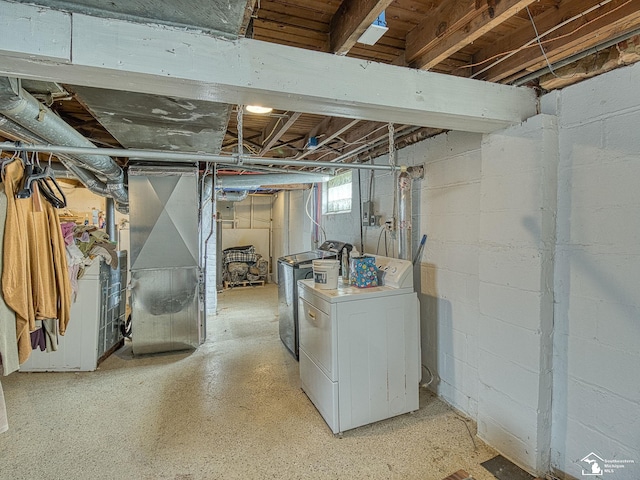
[322,170,352,215]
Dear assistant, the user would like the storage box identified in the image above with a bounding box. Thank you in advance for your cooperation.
[349,255,378,288]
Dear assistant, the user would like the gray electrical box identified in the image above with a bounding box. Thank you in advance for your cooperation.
[217,201,235,221]
[362,201,375,226]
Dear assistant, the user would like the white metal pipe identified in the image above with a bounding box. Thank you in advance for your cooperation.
[397,171,412,260]
[0,142,397,171]
[105,198,116,242]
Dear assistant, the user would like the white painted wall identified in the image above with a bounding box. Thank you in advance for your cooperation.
[549,63,640,479]
[319,63,640,479]
[477,115,558,473]
[271,189,313,283]
[271,192,287,284]
[322,133,483,422]
[221,194,273,280]
[288,189,313,255]
[416,131,483,420]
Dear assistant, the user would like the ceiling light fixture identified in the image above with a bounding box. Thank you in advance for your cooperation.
[357,11,388,46]
[246,105,273,114]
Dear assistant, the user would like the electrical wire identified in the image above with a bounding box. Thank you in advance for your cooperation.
[526,6,559,78]
[375,227,385,255]
[384,228,388,256]
[310,124,391,163]
[421,364,434,388]
[305,183,326,243]
[464,0,628,78]
[455,416,478,451]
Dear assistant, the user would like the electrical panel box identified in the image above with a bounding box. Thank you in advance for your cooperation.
[362,201,375,226]
[217,201,235,221]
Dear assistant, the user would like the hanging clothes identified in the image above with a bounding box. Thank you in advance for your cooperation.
[2,160,71,364]
[0,185,19,375]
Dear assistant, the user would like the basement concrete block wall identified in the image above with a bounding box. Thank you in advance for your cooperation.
[325,61,640,479]
[550,61,640,479]
[477,115,558,474]
[414,131,483,419]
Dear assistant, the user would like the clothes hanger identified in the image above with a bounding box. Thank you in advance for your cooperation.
[38,152,67,208]
[37,171,67,208]
[16,150,36,199]
[1,149,20,178]
[15,151,67,208]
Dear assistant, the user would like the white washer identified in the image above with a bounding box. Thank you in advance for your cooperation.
[298,255,420,434]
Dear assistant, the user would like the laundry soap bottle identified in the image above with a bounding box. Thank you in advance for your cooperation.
[341,247,349,284]
[348,247,359,285]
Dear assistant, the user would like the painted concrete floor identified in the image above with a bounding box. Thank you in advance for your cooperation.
[0,284,499,480]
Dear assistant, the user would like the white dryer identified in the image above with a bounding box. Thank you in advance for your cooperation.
[297,255,421,434]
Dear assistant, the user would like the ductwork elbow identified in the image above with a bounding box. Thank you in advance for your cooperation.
[216,190,249,202]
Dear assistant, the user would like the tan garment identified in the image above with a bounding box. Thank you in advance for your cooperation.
[2,160,71,363]
[0,186,19,375]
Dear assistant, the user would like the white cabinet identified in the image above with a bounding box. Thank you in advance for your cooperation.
[21,255,126,372]
[298,278,420,434]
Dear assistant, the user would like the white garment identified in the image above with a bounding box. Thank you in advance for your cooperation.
[0,379,8,433]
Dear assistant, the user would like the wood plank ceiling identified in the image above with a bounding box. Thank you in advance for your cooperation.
[222,0,640,168]
[4,0,640,172]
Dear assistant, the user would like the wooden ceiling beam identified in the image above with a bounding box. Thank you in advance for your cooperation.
[411,0,538,70]
[473,0,640,82]
[330,0,395,55]
[0,2,537,134]
[306,123,416,163]
[259,111,302,156]
[296,117,361,159]
[405,0,488,64]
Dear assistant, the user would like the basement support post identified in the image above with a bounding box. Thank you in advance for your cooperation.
[477,115,558,475]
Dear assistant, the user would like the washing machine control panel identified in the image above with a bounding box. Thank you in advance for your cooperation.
[373,255,413,289]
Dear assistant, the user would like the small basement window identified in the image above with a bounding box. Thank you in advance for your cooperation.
[323,170,352,214]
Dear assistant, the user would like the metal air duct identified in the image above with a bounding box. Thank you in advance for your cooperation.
[0,113,130,212]
[397,170,412,260]
[215,190,248,202]
[217,173,331,189]
[0,77,128,208]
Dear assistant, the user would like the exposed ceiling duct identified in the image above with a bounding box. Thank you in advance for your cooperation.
[215,190,249,202]
[217,173,331,190]
[0,112,124,210]
[71,86,231,154]
[5,0,249,159]
[0,77,128,210]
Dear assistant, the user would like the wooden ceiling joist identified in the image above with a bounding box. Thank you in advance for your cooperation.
[296,117,361,160]
[473,0,640,82]
[410,0,538,70]
[259,112,302,156]
[329,0,395,55]
[405,0,488,64]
